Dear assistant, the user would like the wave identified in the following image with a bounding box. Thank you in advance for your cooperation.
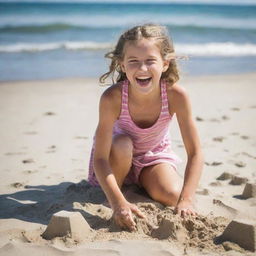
[0,23,256,34]
[1,13,256,32]
[1,41,256,57]
[176,42,256,56]
[0,23,82,33]
[0,41,112,52]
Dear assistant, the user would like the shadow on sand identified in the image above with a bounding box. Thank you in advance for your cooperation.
[0,180,107,228]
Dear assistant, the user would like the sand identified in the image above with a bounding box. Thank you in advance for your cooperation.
[0,73,256,256]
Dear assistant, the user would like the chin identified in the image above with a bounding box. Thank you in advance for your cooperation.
[135,84,154,94]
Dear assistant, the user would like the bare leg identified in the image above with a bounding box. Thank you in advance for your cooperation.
[109,134,133,188]
[139,163,183,206]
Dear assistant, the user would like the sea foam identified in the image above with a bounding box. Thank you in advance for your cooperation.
[1,41,256,57]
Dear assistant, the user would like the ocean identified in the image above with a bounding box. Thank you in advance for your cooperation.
[1,1,256,81]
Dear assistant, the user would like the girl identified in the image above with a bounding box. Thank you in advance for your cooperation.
[88,24,203,231]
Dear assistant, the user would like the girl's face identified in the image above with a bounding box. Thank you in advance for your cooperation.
[120,38,169,95]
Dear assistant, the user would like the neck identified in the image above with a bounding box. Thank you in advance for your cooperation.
[128,82,161,104]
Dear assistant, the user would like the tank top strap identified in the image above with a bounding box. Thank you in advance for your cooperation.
[160,79,170,116]
[120,79,129,117]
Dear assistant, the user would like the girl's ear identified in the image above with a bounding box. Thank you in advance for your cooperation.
[120,61,126,73]
[162,60,170,73]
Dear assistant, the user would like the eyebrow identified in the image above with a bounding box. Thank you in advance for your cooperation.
[127,56,138,60]
[127,55,157,60]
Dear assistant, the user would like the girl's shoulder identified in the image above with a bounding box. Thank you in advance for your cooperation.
[101,81,122,102]
[166,83,188,101]
[166,83,191,112]
[99,82,123,117]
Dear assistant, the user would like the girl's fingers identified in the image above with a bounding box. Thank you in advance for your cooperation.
[115,209,136,231]
[178,208,197,218]
[114,204,147,231]
[130,204,146,219]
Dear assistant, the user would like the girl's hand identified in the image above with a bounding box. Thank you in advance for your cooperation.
[112,200,146,231]
[174,197,197,217]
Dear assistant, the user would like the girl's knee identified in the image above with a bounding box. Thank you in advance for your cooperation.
[149,186,181,206]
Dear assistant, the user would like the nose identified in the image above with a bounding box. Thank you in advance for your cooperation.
[139,61,148,71]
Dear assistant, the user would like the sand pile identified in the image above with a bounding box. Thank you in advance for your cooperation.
[31,182,232,253]
[1,179,255,255]
[127,202,228,251]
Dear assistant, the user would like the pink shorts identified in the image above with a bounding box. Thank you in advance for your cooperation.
[87,146,181,186]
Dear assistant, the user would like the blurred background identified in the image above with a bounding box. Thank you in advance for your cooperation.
[0,0,256,81]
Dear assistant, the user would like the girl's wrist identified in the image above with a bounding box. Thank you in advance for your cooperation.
[110,197,128,210]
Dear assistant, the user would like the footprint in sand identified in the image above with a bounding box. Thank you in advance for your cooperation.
[11,182,24,188]
[221,115,230,120]
[234,161,246,168]
[44,111,56,116]
[240,135,249,140]
[209,181,222,187]
[209,118,220,123]
[196,116,204,122]
[209,116,229,122]
[205,161,223,166]
[46,145,56,153]
[22,159,35,164]
[196,188,210,195]
[5,152,26,156]
[213,136,225,142]
[230,107,240,111]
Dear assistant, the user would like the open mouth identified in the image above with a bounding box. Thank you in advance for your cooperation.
[136,77,152,86]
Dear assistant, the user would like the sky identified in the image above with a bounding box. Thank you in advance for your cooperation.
[1,0,256,4]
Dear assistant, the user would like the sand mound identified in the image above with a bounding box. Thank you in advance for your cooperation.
[26,181,232,253]
[130,203,228,251]
[1,180,254,255]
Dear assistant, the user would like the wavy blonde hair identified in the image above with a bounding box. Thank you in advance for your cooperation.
[100,24,179,86]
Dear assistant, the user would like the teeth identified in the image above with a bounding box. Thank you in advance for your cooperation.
[137,77,150,79]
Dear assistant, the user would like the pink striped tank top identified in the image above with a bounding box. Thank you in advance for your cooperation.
[88,79,181,186]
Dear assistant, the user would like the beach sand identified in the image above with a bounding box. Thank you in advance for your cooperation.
[0,73,256,256]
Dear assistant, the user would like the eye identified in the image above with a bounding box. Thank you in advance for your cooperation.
[147,59,157,63]
[128,59,138,63]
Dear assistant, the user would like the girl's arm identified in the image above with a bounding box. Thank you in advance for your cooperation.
[170,85,204,216]
[93,87,126,207]
[93,87,144,229]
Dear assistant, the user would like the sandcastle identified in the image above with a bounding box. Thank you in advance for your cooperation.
[242,183,256,199]
[42,210,92,241]
[221,219,256,252]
